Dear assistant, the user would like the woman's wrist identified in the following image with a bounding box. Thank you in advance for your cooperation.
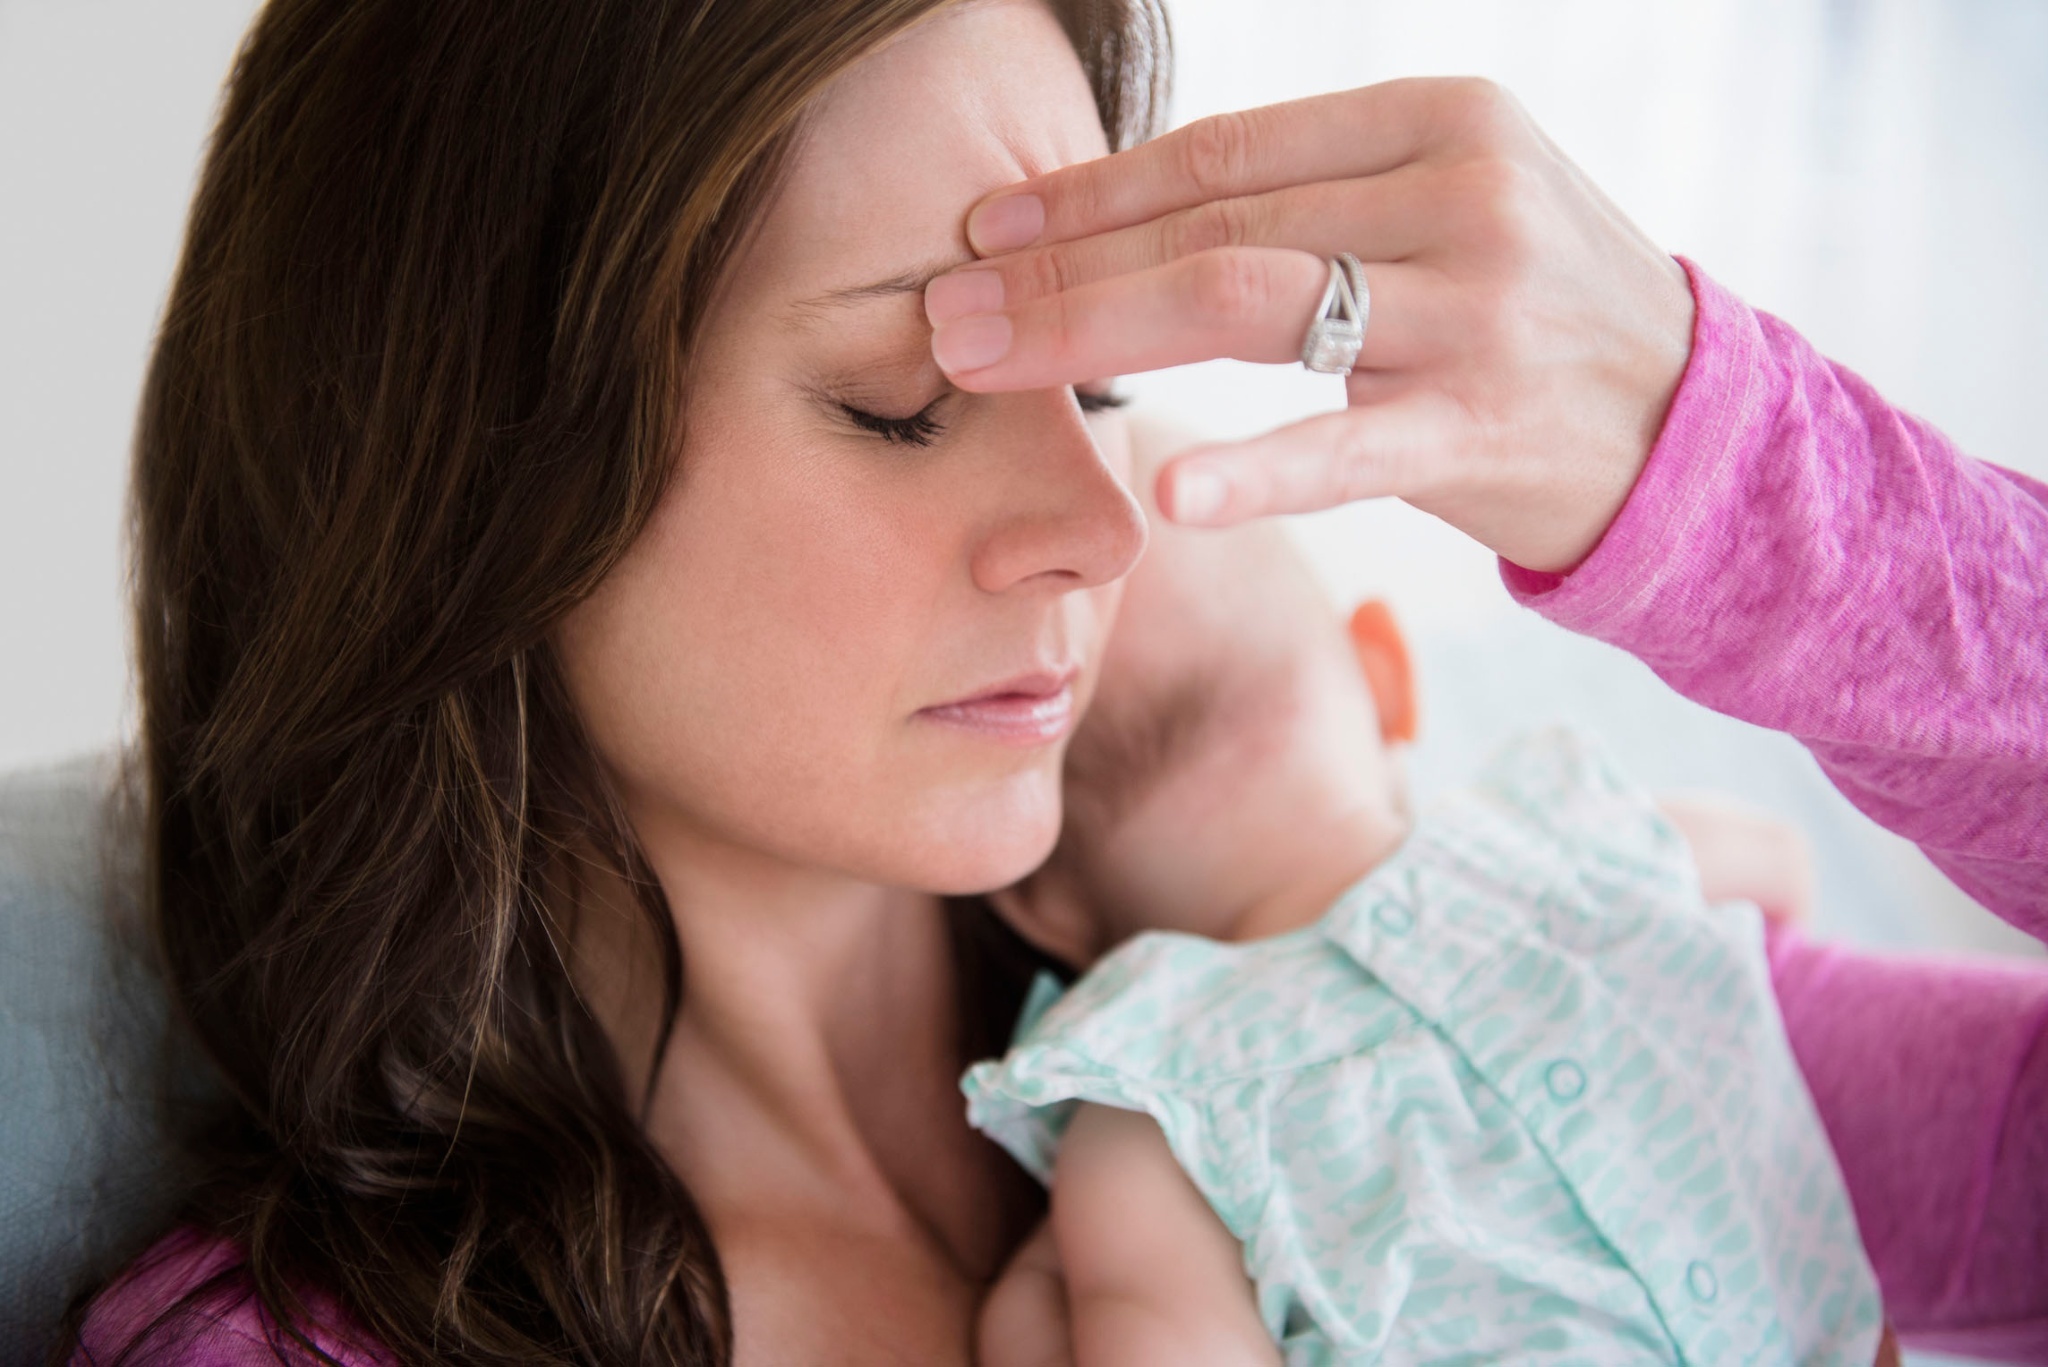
[1500,256,1732,617]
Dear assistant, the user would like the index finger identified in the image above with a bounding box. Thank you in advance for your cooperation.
[965,76,1504,256]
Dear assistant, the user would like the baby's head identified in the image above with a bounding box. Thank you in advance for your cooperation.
[997,499,1416,966]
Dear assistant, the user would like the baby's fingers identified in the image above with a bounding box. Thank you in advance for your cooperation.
[1157,396,1458,526]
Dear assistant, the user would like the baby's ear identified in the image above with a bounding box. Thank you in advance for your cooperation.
[988,856,1101,970]
[1348,599,1418,745]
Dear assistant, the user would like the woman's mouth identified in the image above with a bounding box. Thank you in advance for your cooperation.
[916,669,1078,746]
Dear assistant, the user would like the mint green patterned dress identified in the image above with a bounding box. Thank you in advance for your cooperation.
[962,730,1883,1366]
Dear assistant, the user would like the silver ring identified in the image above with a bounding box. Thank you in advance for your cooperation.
[1300,252,1370,376]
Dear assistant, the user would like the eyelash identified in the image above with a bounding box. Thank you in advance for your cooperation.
[841,388,1129,449]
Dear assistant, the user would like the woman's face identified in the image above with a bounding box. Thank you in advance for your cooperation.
[558,0,1143,896]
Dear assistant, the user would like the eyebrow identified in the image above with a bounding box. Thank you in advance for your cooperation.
[786,254,974,321]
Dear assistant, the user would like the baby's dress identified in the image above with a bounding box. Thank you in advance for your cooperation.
[962,730,1883,1366]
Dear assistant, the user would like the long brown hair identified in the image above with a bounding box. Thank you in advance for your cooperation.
[80,0,1167,1362]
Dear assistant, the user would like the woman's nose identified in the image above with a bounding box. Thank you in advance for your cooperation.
[968,389,1147,596]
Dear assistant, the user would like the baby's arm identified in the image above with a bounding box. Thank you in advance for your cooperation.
[978,1219,1074,1367]
[1050,1103,1278,1367]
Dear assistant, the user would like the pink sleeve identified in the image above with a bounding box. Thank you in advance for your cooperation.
[1503,258,2048,943]
[74,1227,391,1366]
[1769,928,2048,1360]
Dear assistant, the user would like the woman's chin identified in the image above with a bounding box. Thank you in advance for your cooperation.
[897,776,1065,897]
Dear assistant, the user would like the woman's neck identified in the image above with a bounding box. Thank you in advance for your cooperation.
[570,811,1029,1280]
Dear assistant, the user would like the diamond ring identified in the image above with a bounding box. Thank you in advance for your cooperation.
[1300,253,1370,376]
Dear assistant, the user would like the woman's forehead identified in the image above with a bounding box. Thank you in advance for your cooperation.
[746,0,1107,307]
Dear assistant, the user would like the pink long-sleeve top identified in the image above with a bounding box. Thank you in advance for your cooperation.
[1507,258,2048,1360]
[75,262,2048,1363]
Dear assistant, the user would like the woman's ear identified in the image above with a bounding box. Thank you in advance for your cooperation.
[1347,599,1418,744]
[988,856,1101,970]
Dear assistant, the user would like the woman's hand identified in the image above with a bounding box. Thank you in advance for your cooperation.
[924,77,1696,573]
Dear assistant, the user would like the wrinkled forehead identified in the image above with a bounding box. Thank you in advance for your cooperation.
[740,0,1108,302]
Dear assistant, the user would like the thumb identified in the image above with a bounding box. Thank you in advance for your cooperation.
[1155,396,1453,526]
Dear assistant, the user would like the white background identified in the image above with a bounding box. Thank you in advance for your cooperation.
[1,1,2043,966]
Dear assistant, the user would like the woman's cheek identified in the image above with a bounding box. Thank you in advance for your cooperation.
[562,382,1114,890]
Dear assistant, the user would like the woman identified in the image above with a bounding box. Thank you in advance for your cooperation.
[76,0,1164,1361]
[924,80,2048,1358]
[71,1,2048,1364]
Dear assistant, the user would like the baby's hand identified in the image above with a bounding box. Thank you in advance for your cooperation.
[1657,793,1817,927]
[978,1218,1073,1367]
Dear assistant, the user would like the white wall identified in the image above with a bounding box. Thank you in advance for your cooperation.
[1,0,268,769]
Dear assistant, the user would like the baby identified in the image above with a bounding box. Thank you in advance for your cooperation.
[962,497,1891,1366]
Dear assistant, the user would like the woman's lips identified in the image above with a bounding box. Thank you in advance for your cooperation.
[916,670,1078,746]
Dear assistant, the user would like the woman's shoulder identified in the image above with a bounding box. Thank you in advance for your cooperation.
[72,1225,392,1366]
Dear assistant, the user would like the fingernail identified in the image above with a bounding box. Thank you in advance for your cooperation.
[1168,466,1230,523]
[924,269,1005,326]
[931,313,1013,373]
[967,193,1044,255]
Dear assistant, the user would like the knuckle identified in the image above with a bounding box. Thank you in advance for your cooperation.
[1457,284,1522,355]
[1185,249,1273,326]
[1333,417,1381,478]
[1044,286,1086,362]
[1064,173,1115,241]
[1433,77,1524,149]
[1276,428,1360,512]
[1043,160,1111,238]
[1163,198,1247,258]
[1177,111,1256,201]
[1341,461,1386,506]
[1015,247,1075,303]
[1446,156,1539,259]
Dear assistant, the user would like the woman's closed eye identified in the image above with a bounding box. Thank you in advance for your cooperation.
[841,397,948,447]
[840,386,1128,449]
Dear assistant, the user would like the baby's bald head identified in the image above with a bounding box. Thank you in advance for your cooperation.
[1062,517,1353,833]
[1026,507,1408,955]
